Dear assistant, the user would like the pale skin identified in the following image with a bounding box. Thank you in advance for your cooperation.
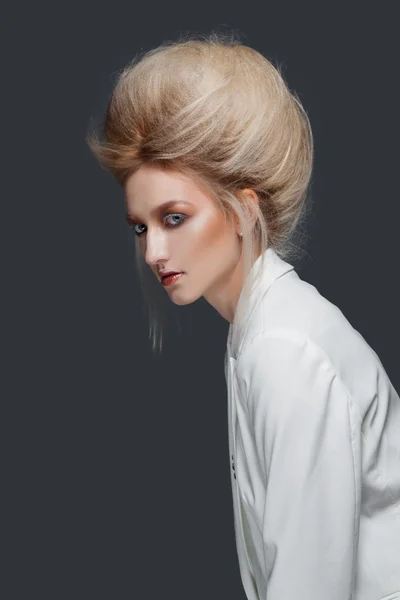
[124,163,260,324]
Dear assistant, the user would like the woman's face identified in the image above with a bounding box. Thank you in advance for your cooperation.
[124,164,249,322]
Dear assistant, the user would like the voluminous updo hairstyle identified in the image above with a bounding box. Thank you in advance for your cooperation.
[85,31,314,355]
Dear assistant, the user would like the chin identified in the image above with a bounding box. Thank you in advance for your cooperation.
[166,289,201,306]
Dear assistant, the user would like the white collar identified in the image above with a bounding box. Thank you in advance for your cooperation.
[227,247,295,359]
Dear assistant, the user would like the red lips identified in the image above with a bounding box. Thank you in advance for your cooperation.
[161,273,184,286]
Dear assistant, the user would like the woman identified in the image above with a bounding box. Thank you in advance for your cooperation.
[86,33,400,600]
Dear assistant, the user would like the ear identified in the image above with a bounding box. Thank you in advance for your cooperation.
[237,188,259,233]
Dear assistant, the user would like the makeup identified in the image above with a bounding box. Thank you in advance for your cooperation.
[161,273,184,286]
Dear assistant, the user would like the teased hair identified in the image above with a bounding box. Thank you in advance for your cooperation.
[85,31,314,354]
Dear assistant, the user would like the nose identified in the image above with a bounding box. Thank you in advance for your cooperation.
[143,229,169,270]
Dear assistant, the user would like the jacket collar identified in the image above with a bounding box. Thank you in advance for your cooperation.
[227,246,295,360]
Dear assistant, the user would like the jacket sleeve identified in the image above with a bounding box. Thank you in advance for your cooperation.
[235,329,361,600]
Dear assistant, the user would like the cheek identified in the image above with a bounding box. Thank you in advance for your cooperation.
[184,212,229,251]
[182,218,235,286]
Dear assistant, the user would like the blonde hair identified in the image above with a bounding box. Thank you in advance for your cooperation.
[85,31,314,355]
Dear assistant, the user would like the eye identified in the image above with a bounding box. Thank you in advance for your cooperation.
[128,213,187,237]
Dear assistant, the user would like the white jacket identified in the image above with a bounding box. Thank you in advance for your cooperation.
[225,247,400,600]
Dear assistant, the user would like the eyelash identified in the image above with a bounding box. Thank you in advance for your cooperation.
[128,213,187,237]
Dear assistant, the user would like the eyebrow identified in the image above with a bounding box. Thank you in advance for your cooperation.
[126,200,193,224]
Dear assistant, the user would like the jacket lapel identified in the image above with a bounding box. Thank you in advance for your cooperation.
[227,354,259,600]
[225,247,295,599]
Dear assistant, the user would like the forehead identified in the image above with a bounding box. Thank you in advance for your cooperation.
[124,165,190,198]
[124,165,215,216]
